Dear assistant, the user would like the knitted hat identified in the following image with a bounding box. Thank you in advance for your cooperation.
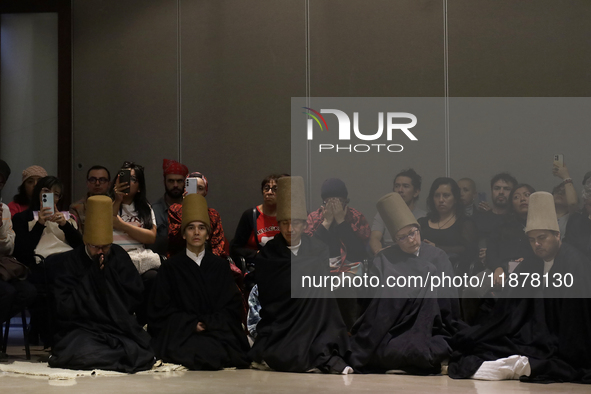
[0,160,10,183]
[524,192,559,234]
[376,192,419,239]
[277,176,307,222]
[84,196,114,245]
[163,159,189,177]
[320,178,348,201]
[181,194,210,234]
[187,172,209,196]
[22,165,48,183]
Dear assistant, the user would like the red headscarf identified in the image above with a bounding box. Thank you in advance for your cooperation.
[163,159,189,177]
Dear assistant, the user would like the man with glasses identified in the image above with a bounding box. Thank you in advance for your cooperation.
[69,165,111,235]
[348,192,461,374]
[49,195,155,372]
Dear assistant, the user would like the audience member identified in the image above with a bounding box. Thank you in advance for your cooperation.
[457,178,477,217]
[148,194,250,370]
[370,168,426,254]
[563,171,591,259]
[69,165,111,234]
[49,196,155,372]
[150,159,188,255]
[111,161,159,325]
[0,160,36,356]
[12,175,83,346]
[551,161,578,240]
[231,174,284,264]
[250,176,352,374]
[417,177,477,274]
[7,165,47,217]
[305,177,370,329]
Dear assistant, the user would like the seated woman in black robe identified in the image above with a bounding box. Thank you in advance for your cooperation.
[49,196,155,372]
[249,176,352,374]
[349,192,464,375]
[449,192,591,383]
[148,194,250,370]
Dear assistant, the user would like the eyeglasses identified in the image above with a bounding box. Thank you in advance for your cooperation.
[263,185,278,193]
[395,228,420,243]
[87,243,112,251]
[41,188,62,199]
[87,177,109,184]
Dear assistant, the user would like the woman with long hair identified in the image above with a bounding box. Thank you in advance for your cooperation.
[417,177,478,274]
[110,161,159,324]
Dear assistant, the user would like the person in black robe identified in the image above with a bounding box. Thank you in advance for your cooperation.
[148,194,249,370]
[348,192,464,375]
[49,196,155,372]
[449,192,591,383]
[249,176,351,374]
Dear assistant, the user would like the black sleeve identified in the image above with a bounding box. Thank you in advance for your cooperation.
[12,211,45,268]
[60,221,84,249]
[230,208,258,259]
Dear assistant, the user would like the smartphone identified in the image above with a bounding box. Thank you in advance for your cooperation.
[42,193,55,215]
[118,168,131,193]
[478,192,487,204]
[554,154,564,167]
[186,177,197,195]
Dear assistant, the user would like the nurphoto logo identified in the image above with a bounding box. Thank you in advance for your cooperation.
[302,107,418,153]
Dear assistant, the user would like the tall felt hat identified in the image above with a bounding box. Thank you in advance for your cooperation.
[84,195,114,245]
[376,192,419,238]
[181,194,210,234]
[524,191,559,234]
[277,176,307,222]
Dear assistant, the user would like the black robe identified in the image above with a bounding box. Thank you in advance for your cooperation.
[449,242,591,383]
[148,250,250,370]
[49,244,155,373]
[249,234,350,373]
[348,244,465,375]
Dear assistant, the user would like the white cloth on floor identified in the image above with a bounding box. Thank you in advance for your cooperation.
[471,355,530,381]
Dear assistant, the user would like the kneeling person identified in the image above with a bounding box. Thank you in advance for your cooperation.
[250,176,352,374]
[148,194,249,370]
[49,196,155,372]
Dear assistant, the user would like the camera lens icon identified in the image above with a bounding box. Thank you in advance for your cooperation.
[43,199,47,203]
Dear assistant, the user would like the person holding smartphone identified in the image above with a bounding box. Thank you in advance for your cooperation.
[12,175,83,347]
[110,161,159,325]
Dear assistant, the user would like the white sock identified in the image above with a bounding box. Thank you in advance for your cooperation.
[341,366,354,375]
[472,355,531,381]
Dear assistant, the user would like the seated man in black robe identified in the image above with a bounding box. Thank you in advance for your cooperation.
[49,195,155,372]
[148,194,249,370]
[250,176,352,374]
[349,192,464,375]
[449,192,591,383]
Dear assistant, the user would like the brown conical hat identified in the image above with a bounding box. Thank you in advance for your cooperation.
[376,192,419,238]
[277,176,307,222]
[524,191,559,233]
[181,194,210,234]
[84,195,113,245]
